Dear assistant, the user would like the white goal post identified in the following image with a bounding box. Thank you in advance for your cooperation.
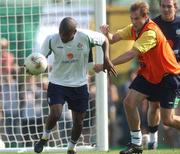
[0,0,108,153]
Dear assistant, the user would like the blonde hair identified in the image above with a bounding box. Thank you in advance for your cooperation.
[130,1,149,17]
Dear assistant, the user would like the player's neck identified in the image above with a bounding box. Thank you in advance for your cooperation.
[161,15,175,22]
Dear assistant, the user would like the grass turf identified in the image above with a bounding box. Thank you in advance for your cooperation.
[1,149,180,154]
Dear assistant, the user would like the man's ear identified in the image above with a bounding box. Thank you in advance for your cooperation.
[74,29,77,34]
[174,4,178,11]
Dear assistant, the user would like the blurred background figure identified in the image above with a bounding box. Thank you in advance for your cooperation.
[21,76,43,147]
[0,38,15,76]
[108,80,120,147]
[147,0,180,149]
[0,38,20,147]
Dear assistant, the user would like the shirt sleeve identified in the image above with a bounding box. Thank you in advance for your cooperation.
[133,30,157,53]
[79,29,106,46]
[41,35,53,57]
[117,24,133,40]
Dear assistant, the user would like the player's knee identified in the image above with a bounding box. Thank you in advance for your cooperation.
[162,117,173,127]
[123,97,135,109]
[149,103,160,115]
[49,110,61,121]
[73,120,83,129]
[49,105,62,120]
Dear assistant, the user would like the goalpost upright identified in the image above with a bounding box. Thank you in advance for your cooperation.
[95,0,109,152]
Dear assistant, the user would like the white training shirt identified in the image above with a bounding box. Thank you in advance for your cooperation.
[41,29,106,87]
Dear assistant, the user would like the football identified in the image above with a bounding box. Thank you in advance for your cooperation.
[24,52,47,75]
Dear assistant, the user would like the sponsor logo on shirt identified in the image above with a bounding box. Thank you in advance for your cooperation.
[62,52,79,64]
[62,59,78,64]
[67,52,73,60]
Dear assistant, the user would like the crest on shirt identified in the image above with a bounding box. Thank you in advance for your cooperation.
[77,42,83,49]
[67,52,73,60]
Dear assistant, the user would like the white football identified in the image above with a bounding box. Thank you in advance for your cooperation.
[24,52,47,75]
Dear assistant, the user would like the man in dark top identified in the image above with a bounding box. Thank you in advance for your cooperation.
[154,3,180,60]
[147,0,180,149]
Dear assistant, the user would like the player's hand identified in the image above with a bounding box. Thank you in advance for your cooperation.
[93,59,117,77]
[93,64,103,73]
[100,25,110,35]
[103,57,117,77]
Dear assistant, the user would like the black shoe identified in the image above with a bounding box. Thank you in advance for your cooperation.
[34,138,48,153]
[148,142,158,150]
[120,143,143,154]
[67,150,77,154]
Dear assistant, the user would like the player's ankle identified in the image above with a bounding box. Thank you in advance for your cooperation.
[68,139,77,151]
[130,130,142,146]
[41,129,51,140]
[148,125,158,143]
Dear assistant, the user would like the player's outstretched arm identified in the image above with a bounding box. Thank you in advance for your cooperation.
[99,37,117,77]
[100,24,122,44]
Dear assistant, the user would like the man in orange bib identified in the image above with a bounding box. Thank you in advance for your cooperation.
[95,1,180,154]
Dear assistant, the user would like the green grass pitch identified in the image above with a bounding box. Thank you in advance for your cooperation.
[1,149,180,154]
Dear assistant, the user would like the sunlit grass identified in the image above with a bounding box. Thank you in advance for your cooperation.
[1,149,180,154]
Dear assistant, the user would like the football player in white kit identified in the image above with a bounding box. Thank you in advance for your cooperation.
[34,17,116,154]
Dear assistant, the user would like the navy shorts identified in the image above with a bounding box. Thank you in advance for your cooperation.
[47,82,89,112]
[129,75,180,109]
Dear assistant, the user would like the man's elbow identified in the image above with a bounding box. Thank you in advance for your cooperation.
[109,40,115,44]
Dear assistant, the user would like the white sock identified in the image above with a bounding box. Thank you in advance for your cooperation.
[41,129,51,140]
[130,131,142,146]
[68,140,77,151]
[149,131,158,143]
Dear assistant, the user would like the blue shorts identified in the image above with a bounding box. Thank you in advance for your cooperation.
[129,75,180,109]
[47,82,89,112]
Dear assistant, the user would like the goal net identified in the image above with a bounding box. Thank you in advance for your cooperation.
[0,0,108,153]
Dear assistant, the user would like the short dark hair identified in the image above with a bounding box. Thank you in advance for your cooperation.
[159,0,178,9]
[130,1,149,17]
[59,17,77,35]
